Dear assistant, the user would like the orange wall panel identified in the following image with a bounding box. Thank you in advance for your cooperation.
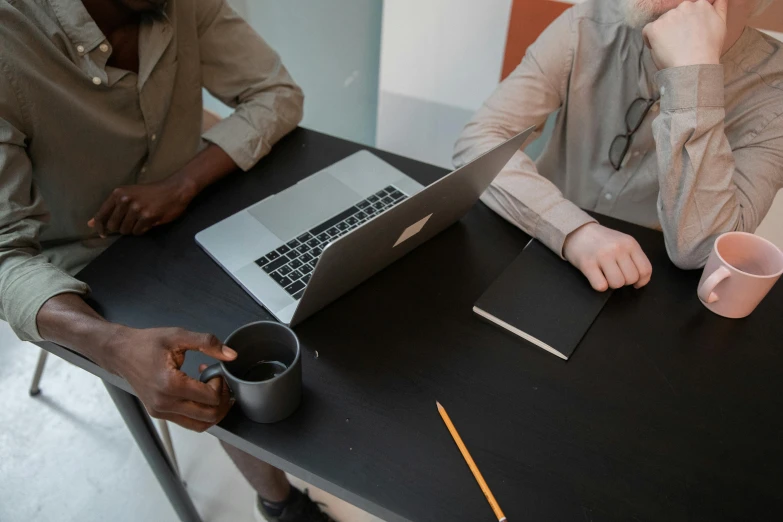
[502,0,570,80]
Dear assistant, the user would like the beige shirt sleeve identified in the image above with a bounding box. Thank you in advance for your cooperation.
[453,8,595,258]
[0,60,89,341]
[653,65,783,269]
[198,0,305,171]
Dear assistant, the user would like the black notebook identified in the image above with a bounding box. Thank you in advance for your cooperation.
[474,240,612,360]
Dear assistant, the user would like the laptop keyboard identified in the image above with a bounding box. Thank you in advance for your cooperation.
[254,186,408,300]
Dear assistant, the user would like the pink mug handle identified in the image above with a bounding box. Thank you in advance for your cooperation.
[698,266,731,304]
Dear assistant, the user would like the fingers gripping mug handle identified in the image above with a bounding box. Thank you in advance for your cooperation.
[199,364,236,405]
[698,266,731,304]
[199,363,223,383]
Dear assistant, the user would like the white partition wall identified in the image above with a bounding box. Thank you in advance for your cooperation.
[377,0,513,168]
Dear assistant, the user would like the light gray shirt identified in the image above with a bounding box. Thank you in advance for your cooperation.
[0,0,304,341]
[454,0,783,269]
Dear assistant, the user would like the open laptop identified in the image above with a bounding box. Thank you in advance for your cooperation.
[196,127,533,326]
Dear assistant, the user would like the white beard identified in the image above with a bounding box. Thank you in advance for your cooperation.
[623,0,660,29]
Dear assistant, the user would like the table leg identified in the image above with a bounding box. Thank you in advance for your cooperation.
[104,381,202,522]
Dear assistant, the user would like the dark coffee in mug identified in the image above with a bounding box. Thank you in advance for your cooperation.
[241,360,288,382]
[199,321,302,423]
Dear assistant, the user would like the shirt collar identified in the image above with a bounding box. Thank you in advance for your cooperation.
[138,9,175,89]
[721,26,757,66]
[48,0,106,54]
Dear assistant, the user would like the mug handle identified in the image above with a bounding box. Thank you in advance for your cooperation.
[698,266,731,304]
[199,363,224,383]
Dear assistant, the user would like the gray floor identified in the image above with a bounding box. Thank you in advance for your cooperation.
[0,321,382,522]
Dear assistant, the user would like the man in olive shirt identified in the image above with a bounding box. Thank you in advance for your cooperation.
[455,0,782,292]
[0,0,333,520]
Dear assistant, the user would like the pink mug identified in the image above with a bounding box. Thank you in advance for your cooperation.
[697,232,783,318]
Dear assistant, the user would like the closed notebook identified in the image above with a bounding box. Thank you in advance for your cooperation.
[473,240,612,360]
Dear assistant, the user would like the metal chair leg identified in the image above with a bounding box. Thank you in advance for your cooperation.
[29,350,49,396]
[157,420,181,479]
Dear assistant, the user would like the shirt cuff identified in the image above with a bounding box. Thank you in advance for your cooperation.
[536,200,597,259]
[655,65,724,111]
[3,264,90,342]
[202,114,271,172]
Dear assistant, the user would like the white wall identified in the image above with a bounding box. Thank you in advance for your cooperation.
[377,0,512,167]
[379,0,512,111]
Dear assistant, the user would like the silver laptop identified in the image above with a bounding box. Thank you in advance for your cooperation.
[196,127,533,326]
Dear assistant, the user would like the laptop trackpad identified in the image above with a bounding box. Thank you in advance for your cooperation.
[247,172,362,240]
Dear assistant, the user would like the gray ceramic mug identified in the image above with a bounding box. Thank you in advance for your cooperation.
[199,321,302,423]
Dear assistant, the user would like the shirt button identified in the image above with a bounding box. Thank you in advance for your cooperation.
[92,77,102,85]
[660,86,666,96]
[151,134,157,142]
[76,45,85,53]
[100,43,109,53]
[604,193,613,201]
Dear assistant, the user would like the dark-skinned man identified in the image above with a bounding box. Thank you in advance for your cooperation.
[0,0,335,520]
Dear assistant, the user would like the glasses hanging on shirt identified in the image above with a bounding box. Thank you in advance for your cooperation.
[609,97,658,171]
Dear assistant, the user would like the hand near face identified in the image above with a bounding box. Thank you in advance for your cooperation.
[642,0,728,70]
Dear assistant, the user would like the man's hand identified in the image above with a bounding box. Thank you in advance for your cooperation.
[38,294,239,433]
[88,176,197,238]
[563,223,653,291]
[87,144,239,238]
[642,0,728,70]
[105,326,237,432]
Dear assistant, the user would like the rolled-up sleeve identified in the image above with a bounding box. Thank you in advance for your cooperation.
[197,0,304,171]
[653,65,783,269]
[0,69,89,341]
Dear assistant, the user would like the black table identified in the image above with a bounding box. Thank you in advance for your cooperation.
[41,128,783,522]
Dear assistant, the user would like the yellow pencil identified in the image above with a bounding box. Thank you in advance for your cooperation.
[436,401,507,522]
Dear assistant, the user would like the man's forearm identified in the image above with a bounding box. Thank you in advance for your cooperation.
[471,160,596,258]
[36,293,125,373]
[169,143,239,201]
[652,66,739,268]
[36,293,236,432]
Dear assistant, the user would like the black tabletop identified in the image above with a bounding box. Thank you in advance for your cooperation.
[75,128,783,522]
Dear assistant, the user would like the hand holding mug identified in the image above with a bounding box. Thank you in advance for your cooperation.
[199,321,302,423]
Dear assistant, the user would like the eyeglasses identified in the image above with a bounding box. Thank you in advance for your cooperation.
[609,97,657,171]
